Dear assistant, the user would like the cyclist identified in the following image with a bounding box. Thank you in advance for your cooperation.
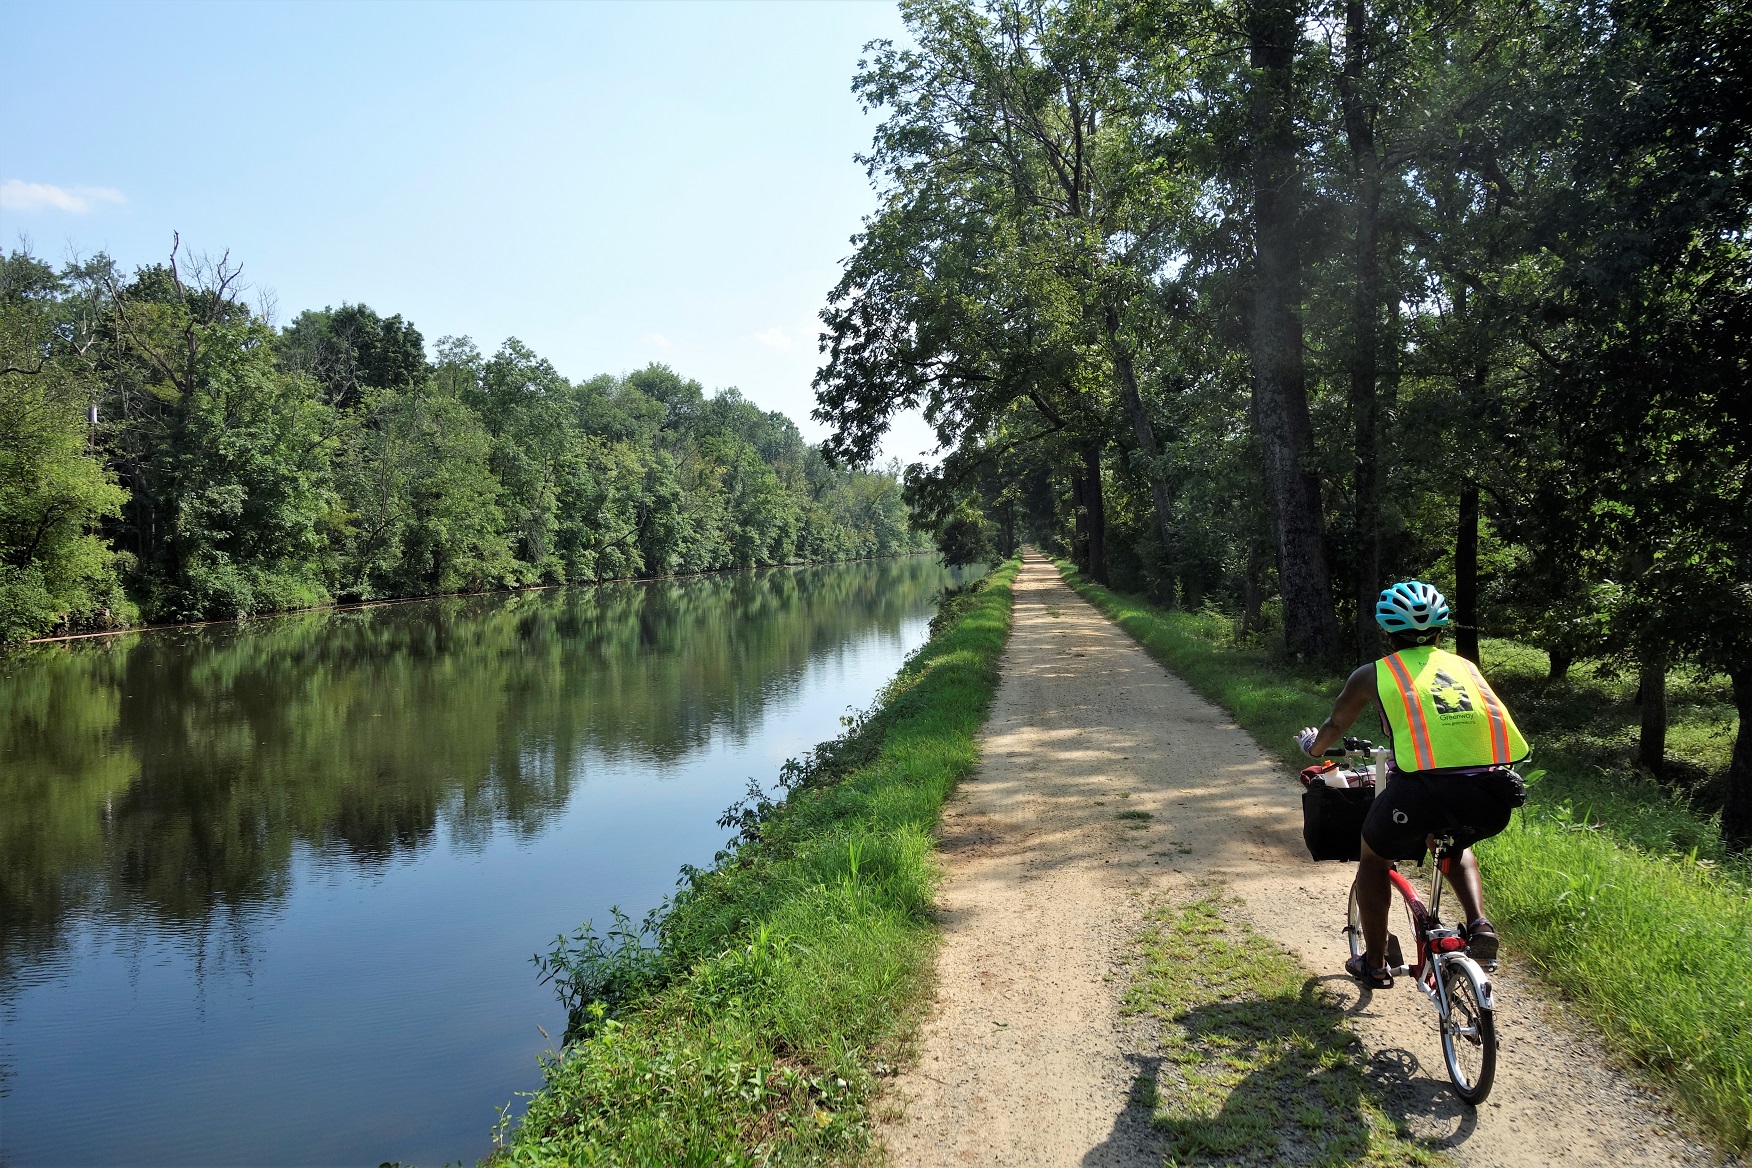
[1297,581,1530,987]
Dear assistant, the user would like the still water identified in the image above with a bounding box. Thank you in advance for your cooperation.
[0,557,974,1167]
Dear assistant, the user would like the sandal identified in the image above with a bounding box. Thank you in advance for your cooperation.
[1345,953,1394,989]
[1463,918,1500,971]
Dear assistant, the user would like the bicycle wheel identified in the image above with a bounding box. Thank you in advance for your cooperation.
[1438,957,1497,1104]
[1346,881,1365,960]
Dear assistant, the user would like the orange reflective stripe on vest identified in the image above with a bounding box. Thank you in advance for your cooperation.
[1382,651,1437,770]
[1461,657,1512,765]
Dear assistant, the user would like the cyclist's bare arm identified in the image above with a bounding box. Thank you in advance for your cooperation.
[1300,664,1377,756]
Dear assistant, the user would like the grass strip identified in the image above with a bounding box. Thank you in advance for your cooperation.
[1124,891,1439,1167]
[494,559,1019,1166]
[1056,561,1752,1153]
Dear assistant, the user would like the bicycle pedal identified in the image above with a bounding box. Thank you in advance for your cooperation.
[1385,934,1406,968]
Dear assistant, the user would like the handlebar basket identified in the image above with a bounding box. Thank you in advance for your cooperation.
[1300,778,1375,862]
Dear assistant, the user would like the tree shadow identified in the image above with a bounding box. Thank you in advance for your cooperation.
[1084,975,1473,1166]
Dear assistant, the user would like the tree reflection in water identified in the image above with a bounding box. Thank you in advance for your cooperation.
[0,557,970,988]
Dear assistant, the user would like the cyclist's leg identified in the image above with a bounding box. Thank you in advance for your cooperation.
[1355,839,1396,967]
[1442,847,1485,924]
[1357,775,1430,972]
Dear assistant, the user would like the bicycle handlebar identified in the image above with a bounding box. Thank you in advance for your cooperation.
[1322,736,1379,758]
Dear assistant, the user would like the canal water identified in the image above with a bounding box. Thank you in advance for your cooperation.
[0,557,976,1167]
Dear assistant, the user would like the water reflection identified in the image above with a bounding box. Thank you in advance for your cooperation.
[0,557,969,1166]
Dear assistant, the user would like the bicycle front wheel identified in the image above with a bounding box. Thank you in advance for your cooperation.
[1438,957,1497,1104]
[1346,881,1365,961]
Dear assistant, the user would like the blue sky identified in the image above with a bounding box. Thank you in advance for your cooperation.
[0,0,935,462]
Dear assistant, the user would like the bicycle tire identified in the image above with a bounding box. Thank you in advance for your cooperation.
[1438,956,1497,1104]
[1345,881,1365,961]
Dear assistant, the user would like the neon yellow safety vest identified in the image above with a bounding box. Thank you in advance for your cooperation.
[1374,645,1530,772]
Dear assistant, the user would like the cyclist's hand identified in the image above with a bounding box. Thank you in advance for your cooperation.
[1296,727,1320,756]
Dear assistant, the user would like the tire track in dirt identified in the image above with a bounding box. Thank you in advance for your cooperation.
[879,552,1720,1167]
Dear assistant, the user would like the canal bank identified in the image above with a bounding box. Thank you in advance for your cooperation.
[497,559,1019,1164]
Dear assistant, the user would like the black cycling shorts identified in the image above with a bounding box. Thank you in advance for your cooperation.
[1361,768,1523,861]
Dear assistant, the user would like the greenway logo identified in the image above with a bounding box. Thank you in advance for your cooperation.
[1429,670,1474,716]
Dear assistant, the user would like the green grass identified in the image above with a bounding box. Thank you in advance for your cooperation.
[1056,561,1752,1153]
[1123,892,1438,1167]
[1482,641,1737,860]
[494,561,1019,1166]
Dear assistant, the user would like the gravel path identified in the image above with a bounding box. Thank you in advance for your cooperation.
[879,552,1721,1167]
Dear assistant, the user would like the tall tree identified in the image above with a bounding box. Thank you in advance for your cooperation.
[817,0,1192,591]
[0,251,130,640]
[1241,0,1343,664]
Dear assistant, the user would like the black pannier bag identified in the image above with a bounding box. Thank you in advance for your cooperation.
[1299,762,1376,862]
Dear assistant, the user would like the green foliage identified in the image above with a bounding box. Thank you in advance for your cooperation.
[332,380,520,597]
[0,253,131,641]
[934,502,996,567]
[278,302,428,408]
[1060,561,1752,1152]
[148,320,335,620]
[498,561,1019,1165]
[0,245,928,644]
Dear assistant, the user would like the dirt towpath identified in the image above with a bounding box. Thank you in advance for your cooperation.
[879,552,1717,1168]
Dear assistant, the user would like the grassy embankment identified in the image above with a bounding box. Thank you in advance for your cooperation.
[494,560,1019,1166]
[1056,561,1752,1153]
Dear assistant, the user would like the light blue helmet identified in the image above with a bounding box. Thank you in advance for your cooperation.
[1376,580,1450,634]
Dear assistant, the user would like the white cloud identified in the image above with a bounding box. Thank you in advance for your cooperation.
[0,179,127,214]
[753,326,794,352]
[641,331,673,349]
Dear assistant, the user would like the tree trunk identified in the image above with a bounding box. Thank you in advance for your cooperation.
[1083,444,1109,585]
[1241,536,1266,636]
[1725,667,1752,850]
[1638,649,1668,776]
[1070,473,1089,572]
[1244,0,1342,666]
[1455,483,1480,662]
[1547,650,1573,680]
[1105,308,1178,606]
[1340,0,1382,660]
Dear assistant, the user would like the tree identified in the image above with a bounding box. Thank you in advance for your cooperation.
[100,244,336,619]
[1235,0,1345,664]
[0,250,130,640]
[1516,0,1752,838]
[818,0,1201,591]
[279,303,427,408]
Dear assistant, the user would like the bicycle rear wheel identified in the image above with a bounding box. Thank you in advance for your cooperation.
[1438,957,1497,1104]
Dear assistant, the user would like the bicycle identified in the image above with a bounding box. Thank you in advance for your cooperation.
[1306,738,1500,1104]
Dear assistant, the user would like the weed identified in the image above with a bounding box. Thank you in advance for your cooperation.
[533,907,665,1043]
